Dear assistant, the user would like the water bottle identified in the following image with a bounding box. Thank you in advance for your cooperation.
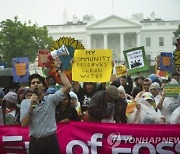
[48,45,69,60]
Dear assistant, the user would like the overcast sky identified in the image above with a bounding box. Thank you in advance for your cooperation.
[0,0,180,26]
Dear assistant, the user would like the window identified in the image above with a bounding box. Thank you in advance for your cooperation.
[159,37,164,46]
[146,37,151,46]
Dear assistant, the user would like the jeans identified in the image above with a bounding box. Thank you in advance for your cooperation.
[29,133,60,154]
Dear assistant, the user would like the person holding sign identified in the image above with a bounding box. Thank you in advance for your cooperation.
[20,58,71,154]
[128,92,165,124]
[157,77,180,123]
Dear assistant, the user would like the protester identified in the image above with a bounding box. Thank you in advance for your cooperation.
[135,78,152,101]
[72,81,97,116]
[128,92,165,124]
[157,79,180,123]
[45,87,58,95]
[1,91,20,125]
[16,87,26,107]
[132,76,144,98]
[111,75,133,95]
[169,102,180,124]
[118,85,134,102]
[148,74,161,84]
[46,75,57,88]
[69,91,82,119]
[88,85,127,123]
[20,58,71,154]
[24,88,33,99]
[46,75,59,92]
[149,82,163,113]
[55,93,80,123]
[118,85,136,117]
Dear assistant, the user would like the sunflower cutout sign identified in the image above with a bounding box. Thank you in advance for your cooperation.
[44,37,85,83]
[173,50,180,71]
[173,38,180,71]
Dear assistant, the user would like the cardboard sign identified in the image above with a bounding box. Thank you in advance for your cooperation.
[72,49,112,82]
[164,84,180,97]
[38,50,49,67]
[123,46,148,74]
[115,65,127,77]
[160,52,173,72]
[12,57,29,82]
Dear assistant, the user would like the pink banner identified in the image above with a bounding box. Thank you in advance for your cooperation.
[0,122,180,154]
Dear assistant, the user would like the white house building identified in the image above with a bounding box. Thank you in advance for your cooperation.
[46,12,180,65]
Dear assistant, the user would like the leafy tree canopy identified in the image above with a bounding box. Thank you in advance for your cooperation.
[0,16,54,67]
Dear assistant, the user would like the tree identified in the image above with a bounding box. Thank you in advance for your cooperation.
[0,16,54,67]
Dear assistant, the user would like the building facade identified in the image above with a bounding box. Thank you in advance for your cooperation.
[46,13,180,64]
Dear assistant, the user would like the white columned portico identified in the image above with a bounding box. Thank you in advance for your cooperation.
[136,32,141,47]
[87,33,91,49]
[120,33,124,61]
[103,33,108,49]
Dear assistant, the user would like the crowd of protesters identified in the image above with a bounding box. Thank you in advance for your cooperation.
[0,69,179,126]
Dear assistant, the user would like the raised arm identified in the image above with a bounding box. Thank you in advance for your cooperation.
[59,71,71,94]
[55,58,71,94]
[157,91,165,110]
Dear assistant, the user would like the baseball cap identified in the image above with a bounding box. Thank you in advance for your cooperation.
[142,92,154,101]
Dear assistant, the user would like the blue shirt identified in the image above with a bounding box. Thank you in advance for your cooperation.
[20,90,65,137]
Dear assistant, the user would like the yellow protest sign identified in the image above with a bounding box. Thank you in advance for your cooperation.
[115,65,127,77]
[72,49,112,82]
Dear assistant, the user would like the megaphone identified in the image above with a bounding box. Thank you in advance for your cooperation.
[48,45,69,60]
